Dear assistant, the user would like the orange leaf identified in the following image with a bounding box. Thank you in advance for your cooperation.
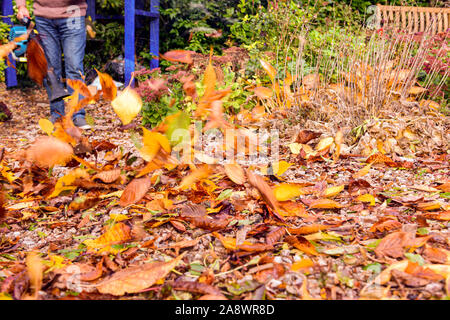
[119,176,152,207]
[286,235,319,256]
[253,86,273,99]
[96,253,185,295]
[25,136,73,168]
[273,183,306,202]
[83,223,131,255]
[291,258,314,272]
[179,165,212,190]
[288,224,334,235]
[224,163,246,185]
[353,163,372,179]
[203,49,216,98]
[161,50,193,64]
[308,198,343,209]
[260,59,277,83]
[96,69,118,101]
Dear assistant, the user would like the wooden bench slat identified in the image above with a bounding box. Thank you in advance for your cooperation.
[376,4,450,35]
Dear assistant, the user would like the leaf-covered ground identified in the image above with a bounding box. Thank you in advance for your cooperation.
[0,81,449,301]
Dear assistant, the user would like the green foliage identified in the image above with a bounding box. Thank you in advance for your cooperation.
[85,22,124,71]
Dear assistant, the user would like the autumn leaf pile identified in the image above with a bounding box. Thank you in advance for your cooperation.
[0,49,449,300]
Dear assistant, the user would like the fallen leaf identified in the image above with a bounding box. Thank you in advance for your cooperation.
[246,170,284,221]
[352,163,372,179]
[308,198,343,209]
[84,222,131,254]
[119,176,152,207]
[286,235,319,256]
[26,251,44,299]
[92,169,121,184]
[224,163,246,185]
[96,253,185,295]
[273,183,306,202]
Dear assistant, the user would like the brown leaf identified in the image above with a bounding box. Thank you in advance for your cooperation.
[246,170,284,221]
[198,294,228,300]
[170,220,186,232]
[172,280,224,297]
[369,218,402,233]
[80,258,104,281]
[375,231,413,259]
[423,246,448,264]
[266,227,286,245]
[92,169,121,184]
[180,204,207,218]
[224,163,246,185]
[68,196,100,212]
[96,253,185,295]
[182,215,230,231]
[421,211,450,221]
[366,153,397,167]
[119,176,152,207]
[286,235,319,256]
[0,191,5,221]
[25,137,73,168]
[237,243,274,252]
[295,130,321,144]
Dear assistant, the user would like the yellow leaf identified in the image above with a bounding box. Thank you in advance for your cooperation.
[84,222,131,254]
[353,163,372,179]
[322,185,345,198]
[0,293,12,300]
[110,213,130,222]
[357,193,376,206]
[272,161,293,176]
[291,258,314,272]
[273,183,306,202]
[111,87,142,125]
[48,168,89,198]
[140,128,171,162]
[288,143,302,155]
[44,254,69,273]
[38,119,54,136]
[315,137,334,152]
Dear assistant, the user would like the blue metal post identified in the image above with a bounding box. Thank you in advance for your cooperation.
[2,0,18,88]
[86,0,96,20]
[150,0,159,70]
[124,0,135,87]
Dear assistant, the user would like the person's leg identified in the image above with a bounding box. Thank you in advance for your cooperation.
[34,17,65,120]
[58,16,87,120]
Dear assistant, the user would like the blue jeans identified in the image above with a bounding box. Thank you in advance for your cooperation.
[35,16,86,120]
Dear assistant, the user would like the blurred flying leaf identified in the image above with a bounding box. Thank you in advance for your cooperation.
[111,87,142,125]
